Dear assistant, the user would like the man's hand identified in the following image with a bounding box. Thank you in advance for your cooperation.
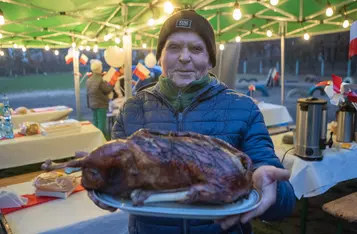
[87,190,117,212]
[216,166,290,230]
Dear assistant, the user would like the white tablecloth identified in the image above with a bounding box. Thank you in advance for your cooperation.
[0,123,106,170]
[258,102,293,127]
[12,106,73,128]
[271,133,357,199]
[1,172,129,234]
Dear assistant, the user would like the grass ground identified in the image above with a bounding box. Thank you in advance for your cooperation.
[0,73,87,94]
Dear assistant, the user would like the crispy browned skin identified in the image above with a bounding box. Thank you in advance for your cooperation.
[42,129,253,206]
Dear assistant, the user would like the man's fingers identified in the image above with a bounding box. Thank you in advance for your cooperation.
[216,215,240,230]
[239,208,260,224]
[267,167,290,181]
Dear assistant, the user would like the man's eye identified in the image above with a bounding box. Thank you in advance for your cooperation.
[193,46,203,52]
[168,44,180,49]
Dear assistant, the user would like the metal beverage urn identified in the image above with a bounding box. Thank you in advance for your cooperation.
[336,102,356,143]
[294,97,328,160]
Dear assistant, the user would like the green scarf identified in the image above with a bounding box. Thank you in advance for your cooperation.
[158,74,212,112]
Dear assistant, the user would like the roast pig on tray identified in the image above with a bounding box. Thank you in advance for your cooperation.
[41,129,253,206]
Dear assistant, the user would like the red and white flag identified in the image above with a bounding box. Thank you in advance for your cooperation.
[271,68,279,81]
[65,54,73,64]
[133,63,150,80]
[349,21,357,58]
[79,54,88,65]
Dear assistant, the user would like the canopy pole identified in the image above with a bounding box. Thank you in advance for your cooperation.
[123,33,133,100]
[73,48,81,120]
[280,22,286,106]
[218,45,223,79]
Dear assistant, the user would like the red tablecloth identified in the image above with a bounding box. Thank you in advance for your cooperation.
[1,185,85,215]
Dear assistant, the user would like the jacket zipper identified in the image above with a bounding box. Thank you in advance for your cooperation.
[177,90,183,131]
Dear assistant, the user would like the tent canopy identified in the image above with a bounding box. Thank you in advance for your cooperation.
[0,0,355,49]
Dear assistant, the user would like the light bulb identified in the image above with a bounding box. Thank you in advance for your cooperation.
[233,8,242,20]
[0,51,4,56]
[54,50,59,55]
[0,15,5,25]
[0,33,2,39]
[343,19,350,28]
[304,33,310,40]
[22,47,26,52]
[115,37,121,44]
[148,18,155,26]
[326,7,333,17]
[164,1,174,14]
[72,42,76,48]
[45,45,50,51]
[235,36,241,42]
[93,44,98,51]
[13,43,18,48]
[267,30,273,37]
[270,0,279,6]
[142,43,147,48]
[79,45,83,50]
[86,46,91,51]
[219,43,225,50]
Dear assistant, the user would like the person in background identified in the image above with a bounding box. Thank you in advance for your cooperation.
[86,59,117,136]
[88,9,296,234]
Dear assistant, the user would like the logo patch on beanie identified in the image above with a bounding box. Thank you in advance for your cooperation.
[176,19,192,28]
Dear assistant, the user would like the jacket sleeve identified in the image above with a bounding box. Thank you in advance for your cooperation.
[100,80,114,95]
[241,101,296,221]
[111,105,127,140]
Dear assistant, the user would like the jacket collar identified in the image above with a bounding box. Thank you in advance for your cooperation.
[145,72,227,103]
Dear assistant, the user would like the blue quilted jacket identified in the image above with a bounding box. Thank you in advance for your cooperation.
[112,75,296,234]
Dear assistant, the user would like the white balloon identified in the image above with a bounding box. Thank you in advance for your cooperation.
[144,53,157,68]
[104,47,124,68]
[67,47,79,57]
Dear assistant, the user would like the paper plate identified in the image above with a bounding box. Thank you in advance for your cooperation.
[93,189,262,220]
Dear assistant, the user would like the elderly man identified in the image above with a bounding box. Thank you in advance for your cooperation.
[88,9,295,234]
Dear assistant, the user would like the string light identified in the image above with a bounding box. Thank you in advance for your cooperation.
[343,19,350,28]
[0,33,2,39]
[0,10,5,25]
[304,32,310,40]
[236,36,241,42]
[142,43,147,48]
[326,4,333,17]
[164,1,174,14]
[233,3,242,20]
[86,45,91,51]
[267,30,273,37]
[45,45,50,51]
[54,50,59,55]
[115,37,121,44]
[79,45,83,50]
[13,43,18,48]
[0,50,4,56]
[270,0,279,6]
[93,44,98,53]
[72,42,76,48]
[148,18,155,26]
[22,47,26,52]
[219,43,225,50]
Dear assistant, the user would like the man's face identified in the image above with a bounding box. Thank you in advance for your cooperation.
[159,31,212,88]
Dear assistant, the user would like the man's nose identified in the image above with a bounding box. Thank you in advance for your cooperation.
[178,48,191,64]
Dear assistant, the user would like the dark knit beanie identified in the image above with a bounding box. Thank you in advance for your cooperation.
[156,9,216,67]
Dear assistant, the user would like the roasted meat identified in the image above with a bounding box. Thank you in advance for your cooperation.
[42,129,253,206]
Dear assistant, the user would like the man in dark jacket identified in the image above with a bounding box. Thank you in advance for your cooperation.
[88,9,296,234]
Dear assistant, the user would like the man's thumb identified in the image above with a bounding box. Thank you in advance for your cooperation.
[267,167,290,181]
